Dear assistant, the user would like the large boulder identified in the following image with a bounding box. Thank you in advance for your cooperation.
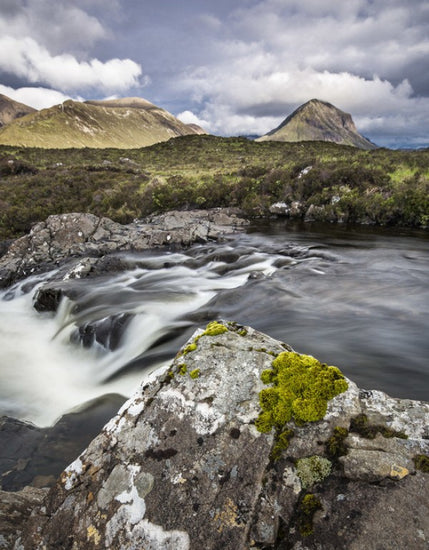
[8,322,428,549]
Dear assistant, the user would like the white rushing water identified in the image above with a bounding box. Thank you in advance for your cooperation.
[0,247,281,426]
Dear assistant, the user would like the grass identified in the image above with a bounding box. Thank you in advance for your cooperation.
[0,136,428,240]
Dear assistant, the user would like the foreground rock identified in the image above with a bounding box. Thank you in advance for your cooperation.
[0,209,248,288]
[9,322,428,549]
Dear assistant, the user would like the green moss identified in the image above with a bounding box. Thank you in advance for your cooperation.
[297,494,322,537]
[178,363,187,375]
[202,321,229,337]
[414,454,429,473]
[190,368,200,379]
[325,427,349,459]
[257,352,348,433]
[238,329,248,337]
[270,428,295,460]
[182,343,197,355]
[350,414,408,440]
[296,456,332,489]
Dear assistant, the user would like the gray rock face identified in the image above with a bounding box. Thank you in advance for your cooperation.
[11,322,428,550]
[0,209,248,288]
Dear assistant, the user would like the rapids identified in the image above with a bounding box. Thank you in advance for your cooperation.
[1,222,428,426]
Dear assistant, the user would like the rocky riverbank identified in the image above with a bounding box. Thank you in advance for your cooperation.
[0,208,249,289]
[2,321,428,549]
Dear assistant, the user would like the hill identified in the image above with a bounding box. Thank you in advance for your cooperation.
[257,99,376,150]
[0,94,36,127]
[0,96,206,148]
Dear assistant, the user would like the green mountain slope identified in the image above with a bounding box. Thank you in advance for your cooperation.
[0,94,36,127]
[257,99,376,150]
[0,97,206,148]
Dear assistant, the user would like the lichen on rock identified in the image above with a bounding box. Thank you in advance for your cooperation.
[296,455,332,489]
[7,322,429,550]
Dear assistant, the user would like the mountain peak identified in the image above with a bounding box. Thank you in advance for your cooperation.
[0,95,206,149]
[257,99,376,149]
[0,94,36,127]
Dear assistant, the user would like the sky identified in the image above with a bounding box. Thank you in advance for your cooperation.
[0,0,428,148]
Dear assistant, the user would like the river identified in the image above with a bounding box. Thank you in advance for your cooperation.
[1,221,428,426]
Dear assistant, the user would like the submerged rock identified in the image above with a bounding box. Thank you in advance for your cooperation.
[7,322,428,550]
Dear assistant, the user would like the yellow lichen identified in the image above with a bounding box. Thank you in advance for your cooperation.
[213,497,240,533]
[87,525,101,546]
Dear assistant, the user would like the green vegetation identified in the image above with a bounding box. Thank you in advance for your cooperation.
[413,454,429,473]
[296,456,332,489]
[297,493,323,536]
[256,351,348,461]
[256,352,348,433]
[1,135,428,240]
[201,321,229,337]
[178,364,188,375]
[349,414,408,440]
[325,426,349,459]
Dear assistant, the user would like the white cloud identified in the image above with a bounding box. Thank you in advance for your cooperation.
[177,110,209,128]
[0,84,76,110]
[172,0,429,145]
[0,0,108,54]
[0,36,142,93]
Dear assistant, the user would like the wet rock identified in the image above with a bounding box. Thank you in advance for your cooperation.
[0,209,249,288]
[10,323,428,550]
[71,313,134,351]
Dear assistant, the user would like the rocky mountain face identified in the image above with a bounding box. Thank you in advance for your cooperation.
[0,96,206,148]
[2,319,427,549]
[0,94,35,127]
[257,99,377,150]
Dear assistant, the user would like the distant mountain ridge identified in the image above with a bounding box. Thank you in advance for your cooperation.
[0,96,206,148]
[257,99,377,150]
[0,94,36,127]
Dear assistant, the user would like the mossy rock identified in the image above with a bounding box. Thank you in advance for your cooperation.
[256,351,348,433]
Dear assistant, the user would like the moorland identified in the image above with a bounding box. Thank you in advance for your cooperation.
[1,135,428,241]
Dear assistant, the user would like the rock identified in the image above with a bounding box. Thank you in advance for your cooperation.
[269,202,290,215]
[269,201,305,218]
[0,486,48,548]
[10,322,428,550]
[0,209,249,289]
[70,313,134,351]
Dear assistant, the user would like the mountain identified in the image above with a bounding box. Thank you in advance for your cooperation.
[256,99,377,149]
[0,96,206,148]
[0,94,36,127]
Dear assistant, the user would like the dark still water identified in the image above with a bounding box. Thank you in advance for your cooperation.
[1,222,428,426]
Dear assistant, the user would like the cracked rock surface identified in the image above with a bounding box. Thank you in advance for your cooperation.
[9,322,428,550]
[0,209,248,288]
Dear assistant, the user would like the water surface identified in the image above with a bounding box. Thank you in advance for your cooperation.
[1,221,428,425]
